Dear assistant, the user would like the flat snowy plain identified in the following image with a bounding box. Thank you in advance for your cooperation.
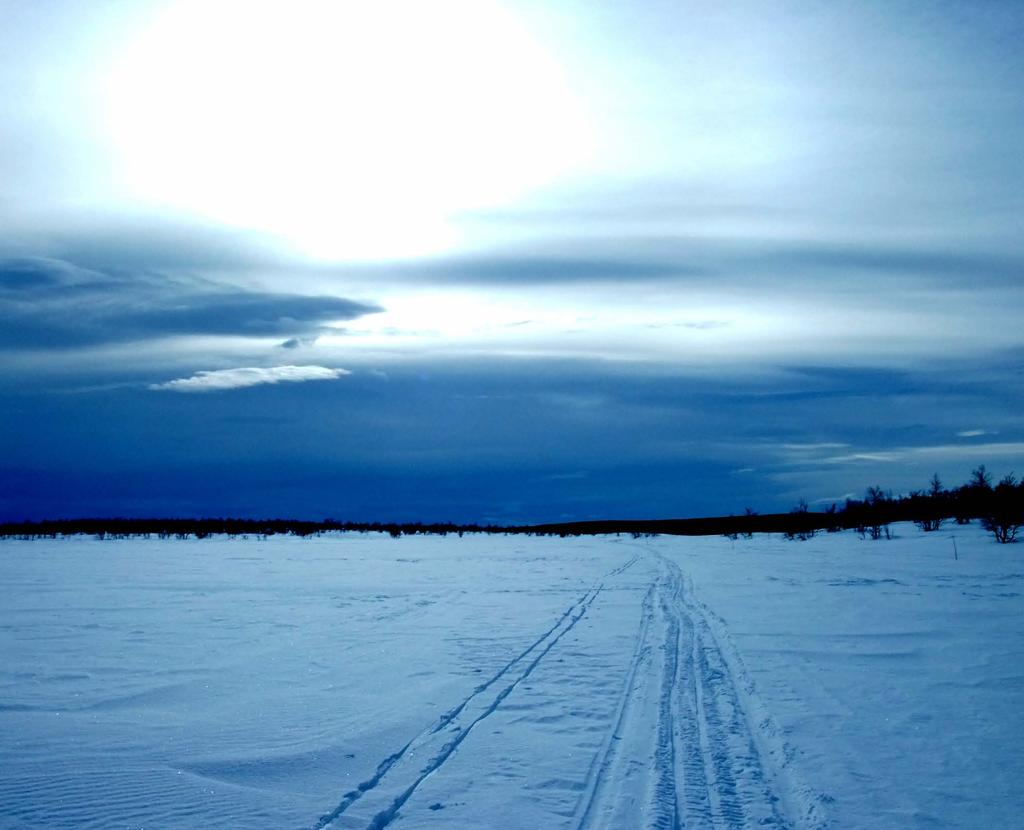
[1,526,1021,829]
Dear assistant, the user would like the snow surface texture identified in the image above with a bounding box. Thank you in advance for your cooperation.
[1,526,1021,829]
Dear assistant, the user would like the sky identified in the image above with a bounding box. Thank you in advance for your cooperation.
[1,0,1023,523]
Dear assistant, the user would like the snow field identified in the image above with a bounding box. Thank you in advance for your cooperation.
[1,526,1021,829]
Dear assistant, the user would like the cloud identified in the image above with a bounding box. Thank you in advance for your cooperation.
[279,336,320,349]
[819,442,1024,465]
[819,451,901,465]
[149,365,350,393]
[904,441,1024,460]
[13,216,1022,294]
[0,257,87,290]
[0,256,381,348]
[750,242,1024,284]
[781,442,851,452]
[957,429,990,438]
[315,234,1024,290]
[27,217,286,273]
[385,255,693,284]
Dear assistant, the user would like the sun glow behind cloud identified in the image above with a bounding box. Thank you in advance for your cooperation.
[2,0,1023,523]
[102,0,594,261]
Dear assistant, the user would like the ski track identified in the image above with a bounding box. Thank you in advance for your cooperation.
[312,555,638,830]
[573,552,799,830]
[311,549,810,830]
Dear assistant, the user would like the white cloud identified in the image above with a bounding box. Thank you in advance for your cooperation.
[820,451,900,465]
[820,442,1024,465]
[150,365,349,392]
[905,441,1024,459]
[956,429,989,438]
[781,442,850,451]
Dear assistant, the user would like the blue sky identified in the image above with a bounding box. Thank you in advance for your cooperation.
[1,0,1022,522]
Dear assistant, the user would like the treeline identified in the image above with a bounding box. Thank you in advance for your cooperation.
[0,517,496,541]
[528,467,1023,544]
[1,466,1021,543]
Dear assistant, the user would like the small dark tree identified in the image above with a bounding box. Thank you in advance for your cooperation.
[915,473,945,532]
[863,486,891,540]
[785,499,816,541]
[955,465,995,525]
[723,513,740,541]
[981,473,1022,544]
[971,465,993,491]
[742,507,757,539]
[823,503,841,532]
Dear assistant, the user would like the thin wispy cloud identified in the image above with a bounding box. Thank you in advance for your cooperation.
[150,366,350,393]
[781,443,851,452]
[821,443,1024,466]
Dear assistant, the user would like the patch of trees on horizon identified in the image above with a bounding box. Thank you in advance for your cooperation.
[1,466,1021,544]
[796,466,1022,544]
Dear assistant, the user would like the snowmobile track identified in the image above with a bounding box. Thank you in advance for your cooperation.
[574,553,794,830]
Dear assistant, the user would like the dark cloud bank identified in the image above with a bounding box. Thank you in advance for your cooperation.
[0,256,380,349]
[1,223,1021,523]
[2,356,1021,524]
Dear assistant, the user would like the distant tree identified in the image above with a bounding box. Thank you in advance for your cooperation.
[915,473,945,532]
[823,503,841,532]
[971,465,993,491]
[862,486,891,540]
[954,465,995,524]
[785,499,816,541]
[742,507,757,539]
[865,485,889,505]
[981,473,1022,543]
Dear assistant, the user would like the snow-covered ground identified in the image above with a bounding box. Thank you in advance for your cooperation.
[1,526,1021,829]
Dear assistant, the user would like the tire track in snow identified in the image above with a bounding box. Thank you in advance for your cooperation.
[651,585,682,830]
[684,579,831,830]
[573,557,687,830]
[572,582,658,829]
[575,552,798,830]
[312,553,636,830]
